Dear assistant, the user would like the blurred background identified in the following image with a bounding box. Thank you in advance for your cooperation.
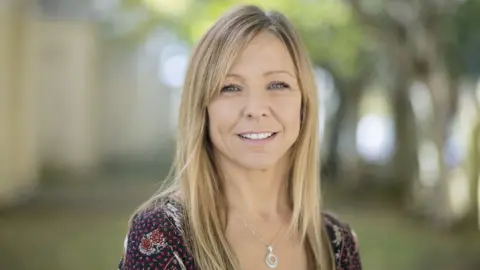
[0,0,479,269]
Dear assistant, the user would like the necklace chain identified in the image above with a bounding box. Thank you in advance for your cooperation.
[237,216,284,247]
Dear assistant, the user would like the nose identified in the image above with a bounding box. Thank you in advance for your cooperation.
[243,91,270,119]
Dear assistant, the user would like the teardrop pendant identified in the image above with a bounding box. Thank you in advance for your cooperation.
[265,246,278,269]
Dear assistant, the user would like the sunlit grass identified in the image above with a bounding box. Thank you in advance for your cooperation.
[0,213,127,270]
[1,173,479,270]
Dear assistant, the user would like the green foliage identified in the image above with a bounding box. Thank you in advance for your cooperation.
[116,0,480,83]
[444,0,480,77]
[287,2,368,80]
[116,0,368,81]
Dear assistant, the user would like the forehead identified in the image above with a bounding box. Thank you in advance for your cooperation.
[228,31,296,75]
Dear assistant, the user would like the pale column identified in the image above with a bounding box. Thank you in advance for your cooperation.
[0,0,39,206]
[0,2,15,205]
[32,20,99,173]
[100,46,173,164]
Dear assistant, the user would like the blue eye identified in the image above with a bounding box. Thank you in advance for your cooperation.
[268,81,290,90]
[220,84,241,92]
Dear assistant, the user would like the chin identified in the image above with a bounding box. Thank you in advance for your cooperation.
[236,158,279,171]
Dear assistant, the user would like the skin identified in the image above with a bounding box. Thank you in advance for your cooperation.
[207,31,308,270]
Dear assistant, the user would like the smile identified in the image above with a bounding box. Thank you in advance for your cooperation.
[238,132,277,140]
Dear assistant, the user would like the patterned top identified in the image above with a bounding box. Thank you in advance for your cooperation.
[118,198,362,270]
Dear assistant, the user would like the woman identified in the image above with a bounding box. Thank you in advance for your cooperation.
[118,5,361,270]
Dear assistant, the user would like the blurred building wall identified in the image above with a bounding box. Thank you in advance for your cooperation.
[99,45,173,166]
[33,19,100,172]
[0,0,39,206]
[0,0,173,206]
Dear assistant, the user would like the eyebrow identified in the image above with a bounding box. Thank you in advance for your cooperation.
[226,70,296,79]
[263,70,296,78]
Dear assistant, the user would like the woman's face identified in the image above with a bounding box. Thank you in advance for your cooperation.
[207,31,302,171]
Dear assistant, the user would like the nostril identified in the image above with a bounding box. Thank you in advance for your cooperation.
[244,110,269,118]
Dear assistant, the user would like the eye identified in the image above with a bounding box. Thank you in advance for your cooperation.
[220,84,241,93]
[268,81,290,90]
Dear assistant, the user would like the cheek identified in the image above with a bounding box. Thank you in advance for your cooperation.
[274,96,302,132]
[207,101,237,141]
[287,108,302,133]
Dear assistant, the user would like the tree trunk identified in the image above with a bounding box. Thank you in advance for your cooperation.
[323,81,347,180]
[469,112,480,229]
[392,77,417,196]
[425,64,453,224]
[324,72,369,184]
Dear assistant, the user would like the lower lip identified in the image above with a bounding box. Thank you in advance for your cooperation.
[237,133,278,145]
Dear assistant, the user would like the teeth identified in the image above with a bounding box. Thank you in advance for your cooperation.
[240,133,274,140]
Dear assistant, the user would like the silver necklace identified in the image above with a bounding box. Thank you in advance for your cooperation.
[237,216,284,269]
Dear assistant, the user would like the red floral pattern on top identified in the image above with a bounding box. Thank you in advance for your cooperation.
[150,229,164,245]
[118,198,362,269]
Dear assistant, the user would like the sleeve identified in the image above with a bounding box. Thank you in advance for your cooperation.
[118,209,189,270]
[323,212,362,270]
[341,224,362,270]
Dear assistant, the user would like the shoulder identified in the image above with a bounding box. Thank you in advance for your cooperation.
[118,198,193,270]
[322,212,362,269]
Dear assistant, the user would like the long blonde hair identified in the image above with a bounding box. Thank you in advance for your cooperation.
[132,5,333,270]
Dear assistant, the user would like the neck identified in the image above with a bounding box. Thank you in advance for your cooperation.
[218,157,291,222]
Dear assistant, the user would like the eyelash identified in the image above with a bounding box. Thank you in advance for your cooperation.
[269,81,290,90]
[220,81,290,92]
[221,84,240,92]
